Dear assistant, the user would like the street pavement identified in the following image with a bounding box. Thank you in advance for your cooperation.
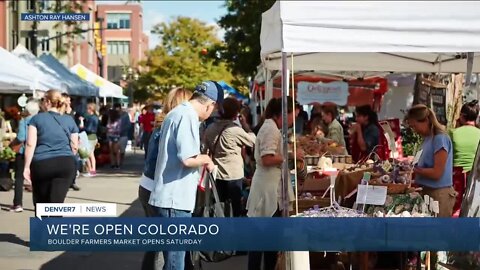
[0,152,246,270]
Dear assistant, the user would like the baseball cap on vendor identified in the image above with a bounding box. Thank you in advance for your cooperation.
[194,80,224,104]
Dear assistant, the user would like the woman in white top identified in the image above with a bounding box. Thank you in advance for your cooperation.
[246,97,301,270]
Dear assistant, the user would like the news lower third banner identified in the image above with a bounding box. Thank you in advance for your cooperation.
[30,217,480,252]
[21,13,90,21]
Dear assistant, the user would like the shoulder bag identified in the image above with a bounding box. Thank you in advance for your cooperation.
[47,112,74,153]
[191,124,235,265]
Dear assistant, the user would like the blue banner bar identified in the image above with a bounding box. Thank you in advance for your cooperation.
[30,218,480,251]
[21,13,90,21]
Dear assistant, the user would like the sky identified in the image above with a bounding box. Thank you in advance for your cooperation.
[96,1,227,48]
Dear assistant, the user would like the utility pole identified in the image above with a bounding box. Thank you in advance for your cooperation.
[29,0,38,56]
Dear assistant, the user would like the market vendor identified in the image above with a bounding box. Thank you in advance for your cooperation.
[349,105,380,161]
[450,100,480,217]
[405,104,456,217]
[321,104,347,150]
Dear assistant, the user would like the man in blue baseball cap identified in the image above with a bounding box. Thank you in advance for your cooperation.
[149,80,224,270]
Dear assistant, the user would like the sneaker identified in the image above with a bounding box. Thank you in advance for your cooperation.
[83,172,94,177]
[90,171,97,176]
[71,184,81,191]
[10,205,23,213]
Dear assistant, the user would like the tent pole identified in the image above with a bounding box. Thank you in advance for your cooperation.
[281,52,290,218]
[465,52,475,101]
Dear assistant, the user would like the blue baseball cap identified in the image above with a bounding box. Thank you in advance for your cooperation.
[194,80,224,104]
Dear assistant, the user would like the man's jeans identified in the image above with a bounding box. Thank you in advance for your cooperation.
[153,207,192,270]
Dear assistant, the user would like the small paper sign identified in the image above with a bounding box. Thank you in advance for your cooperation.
[361,172,371,184]
[429,197,435,211]
[413,149,423,165]
[421,203,428,214]
[356,185,388,205]
[424,195,430,206]
[431,201,440,214]
[382,160,392,172]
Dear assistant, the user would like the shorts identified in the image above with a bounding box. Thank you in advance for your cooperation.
[108,135,120,143]
[88,139,98,155]
[119,136,129,154]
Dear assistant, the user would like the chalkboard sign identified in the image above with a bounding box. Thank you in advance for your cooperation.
[431,87,447,125]
[412,76,447,125]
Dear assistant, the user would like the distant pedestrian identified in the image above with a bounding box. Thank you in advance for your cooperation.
[79,103,99,177]
[23,90,79,210]
[9,99,40,213]
[139,105,155,158]
[61,93,80,191]
[115,103,131,166]
[107,107,122,169]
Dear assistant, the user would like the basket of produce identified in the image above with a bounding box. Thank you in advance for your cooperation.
[369,159,413,194]
[296,135,324,156]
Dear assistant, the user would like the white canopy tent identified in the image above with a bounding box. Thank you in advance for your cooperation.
[70,64,126,103]
[261,1,480,72]
[260,2,480,267]
[11,44,68,94]
[0,46,62,93]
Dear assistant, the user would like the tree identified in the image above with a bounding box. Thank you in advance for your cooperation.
[217,0,276,78]
[138,16,234,98]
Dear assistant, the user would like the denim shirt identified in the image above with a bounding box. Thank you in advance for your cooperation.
[84,114,99,135]
[17,116,33,154]
[143,127,161,179]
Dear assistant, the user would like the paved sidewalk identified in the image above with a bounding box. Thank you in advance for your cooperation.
[0,152,246,270]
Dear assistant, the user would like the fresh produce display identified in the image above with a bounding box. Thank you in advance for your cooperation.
[296,135,324,156]
[0,147,16,161]
[342,160,374,172]
[369,159,413,185]
[365,192,432,217]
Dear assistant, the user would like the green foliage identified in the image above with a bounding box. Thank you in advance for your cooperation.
[217,0,276,77]
[0,147,16,161]
[401,126,423,156]
[138,16,234,97]
[45,0,89,56]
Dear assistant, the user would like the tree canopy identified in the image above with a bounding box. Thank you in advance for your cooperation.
[217,0,276,78]
[137,16,234,99]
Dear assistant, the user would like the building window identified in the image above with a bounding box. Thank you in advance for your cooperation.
[11,0,18,12]
[106,13,131,29]
[40,39,50,52]
[107,66,123,83]
[39,0,50,11]
[55,31,62,52]
[11,30,18,49]
[26,0,36,11]
[25,37,31,50]
[107,41,130,55]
